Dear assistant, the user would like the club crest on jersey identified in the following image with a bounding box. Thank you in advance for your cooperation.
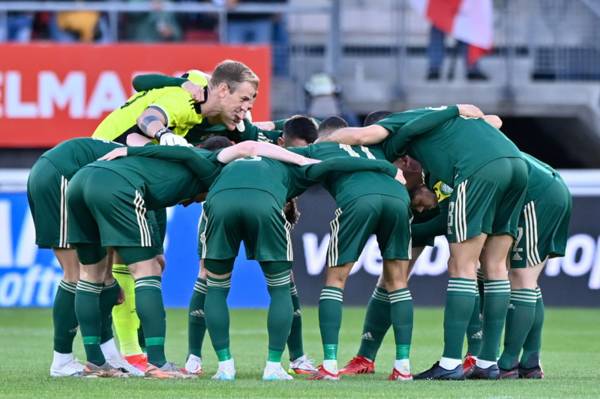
[433,181,453,203]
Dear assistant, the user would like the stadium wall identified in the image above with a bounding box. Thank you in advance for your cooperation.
[1,170,599,308]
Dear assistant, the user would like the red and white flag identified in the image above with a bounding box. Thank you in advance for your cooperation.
[410,0,493,65]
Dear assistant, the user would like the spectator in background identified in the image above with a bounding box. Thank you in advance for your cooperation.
[49,2,111,43]
[221,0,289,75]
[426,26,488,81]
[125,0,182,42]
[0,12,34,42]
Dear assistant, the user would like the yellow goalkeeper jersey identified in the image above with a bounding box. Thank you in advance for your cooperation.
[92,85,205,143]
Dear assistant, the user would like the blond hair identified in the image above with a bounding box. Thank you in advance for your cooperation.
[210,60,259,92]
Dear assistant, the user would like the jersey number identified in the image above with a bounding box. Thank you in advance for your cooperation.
[338,144,376,159]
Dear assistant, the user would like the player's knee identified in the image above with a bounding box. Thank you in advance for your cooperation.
[447,255,477,279]
[325,264,352,287]
[508,268,538,289]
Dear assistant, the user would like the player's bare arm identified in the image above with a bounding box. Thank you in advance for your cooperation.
[181,80,205,103]
[137,107,167,139]
[456,104,485,118]
[217,141,320,166]
[482,114,503,129]
[319,124,391,146]
[125,133,153,147]
[99,147,128,161]
[136,106,190,146]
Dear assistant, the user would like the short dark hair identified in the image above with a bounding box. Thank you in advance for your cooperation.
[283,115,318,144]
[197,136,233,151]
[318,116,349,136]
[363,110,393,126]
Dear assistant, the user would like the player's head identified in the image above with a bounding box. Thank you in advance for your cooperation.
[363,110,392,126]
[209,60,259,131]
[318,115,348,138]
[410,184,438,214]
[394,155,424,191]
[196,136,233,151]
[279,115,319,147]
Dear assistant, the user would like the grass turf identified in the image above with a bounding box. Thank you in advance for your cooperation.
[1,307,599,398]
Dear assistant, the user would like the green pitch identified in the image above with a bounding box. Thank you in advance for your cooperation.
[1,307,599,399]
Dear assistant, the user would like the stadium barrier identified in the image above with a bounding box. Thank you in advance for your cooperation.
[1,169,599,308]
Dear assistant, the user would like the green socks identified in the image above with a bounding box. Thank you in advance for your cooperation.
[264,270,293,363]
[135,276,166,367]
[478,280,511,362]
[466,292,482,356]
[205,275,232,356]
[498,288,538,369]
[318,286,344,360]
[53,280,78,354]
[520,287,544,368]
[188,278,207,358]
[358,287,391,360]
[389,288,413,361]
[287,281,305,361]
[99,280,120,343]
[75,280,105,366]
[442,278,477,359]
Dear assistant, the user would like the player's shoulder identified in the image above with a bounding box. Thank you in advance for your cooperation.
[151,87,195,107]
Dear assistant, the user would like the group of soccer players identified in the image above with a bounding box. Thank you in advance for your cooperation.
[28,59,571,381]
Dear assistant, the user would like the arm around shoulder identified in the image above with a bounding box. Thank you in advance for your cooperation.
[320,125,389,146]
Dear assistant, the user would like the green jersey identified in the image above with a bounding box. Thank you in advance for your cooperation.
[185,118,282,145]
[291,142,405,207]
[208,155,398,208]
[522,152,562,201]
[39,138,123,178]
[377,106,522,185]
[85,146,221,209]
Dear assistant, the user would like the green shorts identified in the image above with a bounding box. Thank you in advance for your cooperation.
[510,177,572,268]
[67,167,161,265]
[447,157,528,243]
[200,189,292,262]
[153,207,167,255]
[27,157,70,249]
[327,193,412,267]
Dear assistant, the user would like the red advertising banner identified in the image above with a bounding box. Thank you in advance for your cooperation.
[0,44,271,148]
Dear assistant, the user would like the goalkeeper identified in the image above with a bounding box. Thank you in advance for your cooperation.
[91,60,260,369]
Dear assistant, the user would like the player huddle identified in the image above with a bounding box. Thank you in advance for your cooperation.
[28,60,571,381]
